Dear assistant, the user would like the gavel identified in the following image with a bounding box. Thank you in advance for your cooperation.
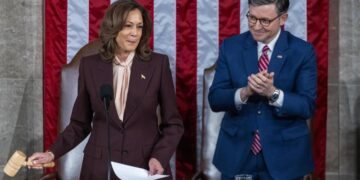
[3,150,55,177]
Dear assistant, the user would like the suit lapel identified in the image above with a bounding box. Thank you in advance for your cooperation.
[123,55,154,123]
[243,34,259,75]
[93,55,154,124]
[93,56,123,126]
[268,31,289,81]
[94,58,113,94]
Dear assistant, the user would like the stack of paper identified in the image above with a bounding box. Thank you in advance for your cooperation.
[111,161,169,180]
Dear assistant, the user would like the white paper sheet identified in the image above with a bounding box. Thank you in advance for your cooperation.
[111,161,169,180]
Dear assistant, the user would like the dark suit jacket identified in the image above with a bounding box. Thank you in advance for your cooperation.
[208,30,317,179]
[50,52,184,179]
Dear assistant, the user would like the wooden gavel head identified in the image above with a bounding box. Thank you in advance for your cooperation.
[3,150,26,177]
[3,150,55,177]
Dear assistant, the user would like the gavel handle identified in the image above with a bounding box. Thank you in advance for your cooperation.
[24,161,55,168]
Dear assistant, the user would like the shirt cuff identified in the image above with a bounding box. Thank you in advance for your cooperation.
[46,150,55,160]
[269,89,284,107]
[234,88,247,110]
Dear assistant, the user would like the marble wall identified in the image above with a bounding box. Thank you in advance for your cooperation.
[326,0,360,179]
[0,0,359,179]
[0,0,43,179]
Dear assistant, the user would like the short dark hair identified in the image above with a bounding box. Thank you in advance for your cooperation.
[99,0,152,62]
[248,0,289,14]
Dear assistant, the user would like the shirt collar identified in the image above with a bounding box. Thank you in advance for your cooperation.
[257,29,281,53]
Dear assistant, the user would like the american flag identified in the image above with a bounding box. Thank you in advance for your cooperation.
[44,0,328,179]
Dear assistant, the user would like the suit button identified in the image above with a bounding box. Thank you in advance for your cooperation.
[257,110,261,114]
[122,150,128,155]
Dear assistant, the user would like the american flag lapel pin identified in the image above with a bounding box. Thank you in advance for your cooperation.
[277,54,283,59]
[141,74,146,79]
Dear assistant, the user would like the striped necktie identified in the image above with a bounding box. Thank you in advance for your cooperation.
[251,45,270,155]
[258,45,270,72]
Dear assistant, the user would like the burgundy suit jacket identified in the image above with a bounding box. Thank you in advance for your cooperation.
[50,52,184,179]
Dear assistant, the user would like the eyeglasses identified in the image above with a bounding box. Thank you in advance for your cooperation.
[246,12,283,27]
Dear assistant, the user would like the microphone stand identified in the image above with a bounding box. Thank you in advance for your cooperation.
[103,97,112,180]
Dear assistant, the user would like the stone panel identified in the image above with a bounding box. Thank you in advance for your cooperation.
[0,78,43,179]
[337,0,360,178]
[328,0,339,85]
[0,0,42,79]
[326,85,339,173]
[0,0,43,179]
[326,0,340,177]
[339,0,360,84]
[338,84,360,177]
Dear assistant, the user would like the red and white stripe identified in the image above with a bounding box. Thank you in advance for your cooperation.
[44,0,328,179]
[251,130,262,155]
[258,45,270,72]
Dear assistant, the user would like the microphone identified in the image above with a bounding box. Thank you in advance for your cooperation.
[100,84,113,180]
[100,84,113,110]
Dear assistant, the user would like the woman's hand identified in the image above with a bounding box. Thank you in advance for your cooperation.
[27,151,54,169]
[148,158,164,175]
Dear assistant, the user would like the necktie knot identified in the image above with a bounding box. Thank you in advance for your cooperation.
[262,45,270,54]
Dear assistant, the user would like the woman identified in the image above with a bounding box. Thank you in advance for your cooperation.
[29,0,184,179]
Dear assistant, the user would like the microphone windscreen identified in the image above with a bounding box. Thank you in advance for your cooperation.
[100,84,113,101]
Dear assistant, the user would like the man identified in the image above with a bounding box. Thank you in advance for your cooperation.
[208,0,317,179]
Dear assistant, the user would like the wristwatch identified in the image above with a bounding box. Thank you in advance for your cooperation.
[269,89,280,103]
